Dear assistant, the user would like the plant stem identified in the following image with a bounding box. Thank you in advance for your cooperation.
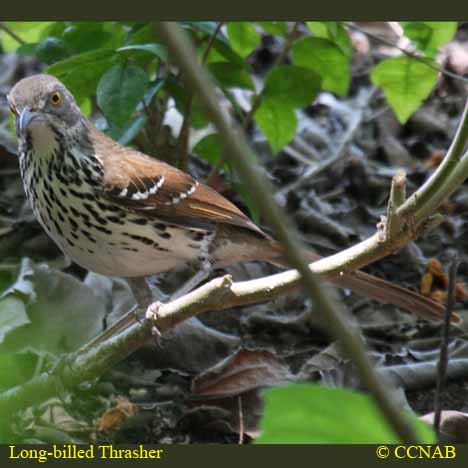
[0,22,25,45]
[176,22,223,171]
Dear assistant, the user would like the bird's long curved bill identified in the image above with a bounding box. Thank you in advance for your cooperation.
[19,105,37,134]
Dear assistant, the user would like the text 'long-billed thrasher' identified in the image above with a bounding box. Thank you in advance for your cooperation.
[7,74,447,327]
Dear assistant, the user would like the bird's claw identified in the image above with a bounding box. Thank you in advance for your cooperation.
[146,301,163,347]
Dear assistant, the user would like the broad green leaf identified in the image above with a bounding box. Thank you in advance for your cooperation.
[227,22,261,58]
[117,43,168,61]
[403,22,457,57]
[1,258,35,301]
[259,22,287,36]
[208,62,255,90]
[183,21,245,66]
[255,100,297,153]
[16,43,38,56]
[182,21,230,46]
[0,352,37,388]
[255,66,320,152]
[79,98,92,117]
[0,262,107,354]
[35,36,70,65]
[47,48,115,75]
[292,37,350,96]
[307,22,352,57]
[371,56,438,123]
[0,297,29,344]
[256,384,436,444]
[262,65,321,109]
[306,21,329,37]
[47,48,118,102]
[62,22,113,54]
[0,22,52,52]
[194,133,223,165]
[40,21,66,40]
[97,63,149,127]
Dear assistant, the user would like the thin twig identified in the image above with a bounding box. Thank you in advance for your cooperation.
[0,22,25,45]
[156,21,422,444]
[176,22,223,171]
[386,170,407,240]
[433,257,459,438]
[346,22,468,84]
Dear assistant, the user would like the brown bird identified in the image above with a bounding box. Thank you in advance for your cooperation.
[6,74,450,337]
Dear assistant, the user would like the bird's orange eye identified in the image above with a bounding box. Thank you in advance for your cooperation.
[50,92,62,106]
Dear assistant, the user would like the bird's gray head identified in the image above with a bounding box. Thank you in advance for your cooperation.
[7,74,84,154]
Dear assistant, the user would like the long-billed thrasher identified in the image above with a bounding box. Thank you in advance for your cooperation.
[6,74,448,341]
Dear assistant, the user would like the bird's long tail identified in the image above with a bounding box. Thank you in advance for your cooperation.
[267,241,459,324]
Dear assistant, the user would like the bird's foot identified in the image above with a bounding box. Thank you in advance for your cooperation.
[146,301,163,346]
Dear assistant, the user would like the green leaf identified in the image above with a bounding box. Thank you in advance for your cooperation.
[47,48,118,102]
[262,65,321,109]
[1,258,35,301]
[97,63,149,127]
[256,100,297,154]
[35,36,70,65]
[0,297,29,345]
[292,37,350,96]
[182,22,230,47]
[62,22,113,54]
[117,43,168,61]
[259,22,287,36]
[307,22,352,57]
[307,21,329,37]
[227,22,261,58]
[208,62,255,90]
[403,22,457,57]
[371,56,438,123]
[0,262,107,355]
[0,22,53,52]
[194,133,223,165]
[256,384,436,444]
[255,66,320,152]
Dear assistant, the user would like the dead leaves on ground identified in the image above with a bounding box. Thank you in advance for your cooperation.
[184,349,292,438]
[420,258,468,304]
[422,411,468,443]
[95,397,139,431]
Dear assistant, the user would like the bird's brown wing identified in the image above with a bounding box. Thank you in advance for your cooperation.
[91,126,265,235]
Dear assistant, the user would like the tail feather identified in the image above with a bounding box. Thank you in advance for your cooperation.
[268,242,459,324]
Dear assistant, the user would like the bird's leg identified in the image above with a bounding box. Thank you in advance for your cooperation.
[83,277,155,349]
[84,262,212,349]
[169,267,211,300]
[127,277,154,313]
[169,234,215,300]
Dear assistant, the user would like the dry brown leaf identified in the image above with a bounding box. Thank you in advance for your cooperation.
[421,411,468,443]
[186,390,264,439]
[191,349,292,398]
[420,259,468,304]
[423,149,445,170]
[95,397,138,431]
